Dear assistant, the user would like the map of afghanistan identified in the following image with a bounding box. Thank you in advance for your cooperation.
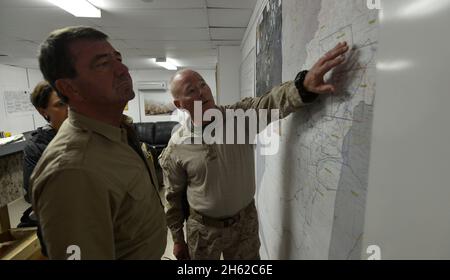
[255,0,378,259]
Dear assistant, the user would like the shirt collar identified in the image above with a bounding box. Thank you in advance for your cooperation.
[68,110,132,143]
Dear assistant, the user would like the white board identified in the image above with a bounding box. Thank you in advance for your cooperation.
[362,0,450,259]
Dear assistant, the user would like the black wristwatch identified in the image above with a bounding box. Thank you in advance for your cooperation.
[294,70,318,103]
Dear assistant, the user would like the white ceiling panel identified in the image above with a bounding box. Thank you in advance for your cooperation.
[88,9,208,28]
[208,9,253,27]
[102,27,210,41]
[210,28,246,40]
[166,50,218,68]
[0,0,257,70]
[0,38,40,58]
[108,39,130,50]
[120,57,158,70]
[89,0,205,10]
[0,57,39,69]
[0,0,53,8]
[174,57,217,69]
[124,55,217,70]
[166,49,218,58]
[118,48,145,57]
[0,8,102,41]
[211,41,241,46]
[207,0,257,9]
[129,40,214,52]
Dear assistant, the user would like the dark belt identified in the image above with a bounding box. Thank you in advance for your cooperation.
[189,201,254,228]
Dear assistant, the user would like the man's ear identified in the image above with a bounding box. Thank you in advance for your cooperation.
[173,100,181,109]
[54,79,82,102]
[37,108,50,122]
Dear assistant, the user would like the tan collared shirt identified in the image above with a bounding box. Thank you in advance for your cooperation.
[31,110,167,259]
[159,81,307,243]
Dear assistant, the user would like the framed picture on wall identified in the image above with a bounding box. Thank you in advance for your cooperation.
[143,92,176,116]
[138,90,177,122]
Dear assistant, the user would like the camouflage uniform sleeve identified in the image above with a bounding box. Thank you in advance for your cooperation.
[158,146,188,244]
[226,81,308,119]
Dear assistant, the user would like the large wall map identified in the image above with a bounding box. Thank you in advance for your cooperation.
[255,0,378,259]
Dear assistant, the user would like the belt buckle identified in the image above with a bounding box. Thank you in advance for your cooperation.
[223,219,232,227]
[223,215,238,227]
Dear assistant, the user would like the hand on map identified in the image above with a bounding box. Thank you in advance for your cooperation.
[304,41,349,94]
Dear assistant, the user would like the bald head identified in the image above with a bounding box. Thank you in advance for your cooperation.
[169,69,201,99]
[168,68,215,119]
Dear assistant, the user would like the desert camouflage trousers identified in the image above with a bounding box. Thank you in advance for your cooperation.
[186,200,260,260]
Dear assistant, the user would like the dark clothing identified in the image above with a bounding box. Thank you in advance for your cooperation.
[23,125,56,203]
[20,125,55,257]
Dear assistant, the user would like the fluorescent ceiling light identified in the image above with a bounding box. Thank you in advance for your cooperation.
[48,0,101,18]
[154,58,178,70]
[377,60,413,71]
[397,0,450,19]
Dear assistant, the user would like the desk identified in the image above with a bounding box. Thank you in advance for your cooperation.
[0,140,26,158]
[0,228,42,260]
[0,142,25,232]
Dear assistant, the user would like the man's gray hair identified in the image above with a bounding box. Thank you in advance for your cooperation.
[38,26,108,103]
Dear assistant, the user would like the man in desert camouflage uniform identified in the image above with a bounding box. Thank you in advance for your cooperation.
[159,42,349,260]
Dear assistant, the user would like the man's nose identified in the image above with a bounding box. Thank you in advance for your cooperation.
[114,60,129,76]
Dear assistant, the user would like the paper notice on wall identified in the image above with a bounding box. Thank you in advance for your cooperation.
[3,90,34,115]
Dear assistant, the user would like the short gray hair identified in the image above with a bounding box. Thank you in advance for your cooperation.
[38,26,108,103]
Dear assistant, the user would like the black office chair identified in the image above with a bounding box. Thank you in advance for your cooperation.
[134,121,179,187]
[134,121,179,160]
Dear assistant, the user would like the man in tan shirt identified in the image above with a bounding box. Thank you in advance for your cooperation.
[30,26,166,259]
[160,42,349,259]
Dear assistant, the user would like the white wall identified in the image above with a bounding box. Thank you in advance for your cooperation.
[362,0,450,259]
[127,69,176,123]
[0,65,217,133]
[129,68,217,123]
[216,46,241,105]
[0,64,46,135]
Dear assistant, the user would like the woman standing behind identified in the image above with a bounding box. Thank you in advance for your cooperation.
[23,81,68,203]
[19,81,68,257]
